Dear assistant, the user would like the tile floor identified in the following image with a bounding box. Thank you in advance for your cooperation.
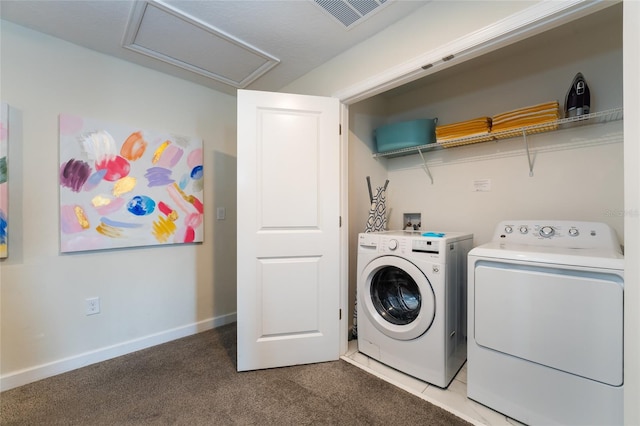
[341,340,525,426]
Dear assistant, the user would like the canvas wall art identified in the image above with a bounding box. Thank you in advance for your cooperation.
[59,114,204,253]
[0,102,8,258]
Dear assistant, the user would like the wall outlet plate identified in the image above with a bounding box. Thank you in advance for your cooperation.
[86,297,100,315]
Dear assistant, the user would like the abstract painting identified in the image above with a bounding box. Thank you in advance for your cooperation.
[59,114,204,253]
[0,103,8,258]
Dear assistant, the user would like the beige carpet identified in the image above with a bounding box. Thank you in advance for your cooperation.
[1,323,471,425]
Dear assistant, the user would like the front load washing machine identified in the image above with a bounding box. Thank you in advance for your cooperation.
[468,220,624,425]
[357,230,473,388]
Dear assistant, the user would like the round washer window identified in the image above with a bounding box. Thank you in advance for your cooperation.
[370,266,421,325]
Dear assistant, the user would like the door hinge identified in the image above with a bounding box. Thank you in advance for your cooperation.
[339,216,342,227]
[339,124,342,135]
[339,309,342,320]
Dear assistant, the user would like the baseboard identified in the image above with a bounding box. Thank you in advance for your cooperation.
[0,312,237,392]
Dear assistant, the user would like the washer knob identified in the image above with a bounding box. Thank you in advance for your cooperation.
[569,228,579,237]
[505,226,513,234]
[519,226,529,234]
[388,239,398,250]
[540,226,555,238]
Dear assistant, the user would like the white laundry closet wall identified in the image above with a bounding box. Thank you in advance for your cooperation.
[373,6,623,244]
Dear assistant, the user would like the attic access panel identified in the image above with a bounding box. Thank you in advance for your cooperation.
[123,0,280,89]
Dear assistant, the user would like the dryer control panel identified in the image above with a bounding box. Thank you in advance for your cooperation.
[494,220,621,252]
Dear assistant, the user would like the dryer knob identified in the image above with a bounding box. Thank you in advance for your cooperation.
[388,239,398,250]
[505,226,513,234]
[540,226,555,238]
[569,227,579,237]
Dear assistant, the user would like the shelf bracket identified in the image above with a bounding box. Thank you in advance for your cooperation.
[417,148,434,184]
[522,130,534,177]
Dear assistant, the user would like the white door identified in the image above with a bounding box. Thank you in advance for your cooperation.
[237,89,341,371]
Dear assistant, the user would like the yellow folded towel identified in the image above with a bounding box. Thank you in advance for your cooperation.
[492,109,559,126]
[492,113,559,132]
[492,101,559,121]
[491,101,560,134]
[437,117,491,130]
[436,117,491,142]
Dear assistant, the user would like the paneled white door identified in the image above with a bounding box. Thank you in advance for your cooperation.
[236,90,341,371]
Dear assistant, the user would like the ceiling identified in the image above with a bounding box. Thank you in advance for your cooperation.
[0,0,429,96]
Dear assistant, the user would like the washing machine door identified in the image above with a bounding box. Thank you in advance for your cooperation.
[359,256,436,340]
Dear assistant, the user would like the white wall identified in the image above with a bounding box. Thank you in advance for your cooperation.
[383,124,623,244]
[0,21,237,390]
[378,6,623,244]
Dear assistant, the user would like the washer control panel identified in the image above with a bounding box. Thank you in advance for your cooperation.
[412,239,440,254]
[358,233,409,254]
[358,231,451,257]
[494,220,621,251]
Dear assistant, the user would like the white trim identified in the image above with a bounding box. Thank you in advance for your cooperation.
[339,103,350,355]
[0,313,237,392]
[623,0,640,423]
[334,0,618,105]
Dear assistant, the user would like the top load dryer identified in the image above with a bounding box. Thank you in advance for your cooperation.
[467,220,624,425]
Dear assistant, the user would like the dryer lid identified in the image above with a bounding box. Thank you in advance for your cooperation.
[470,241,624,270]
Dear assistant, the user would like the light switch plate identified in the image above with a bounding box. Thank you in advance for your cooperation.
[216,207,226,220]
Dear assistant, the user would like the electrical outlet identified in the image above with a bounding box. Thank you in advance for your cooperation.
[86,297,100,315]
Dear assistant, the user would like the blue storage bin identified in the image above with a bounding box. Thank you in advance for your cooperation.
[374,118,437,153]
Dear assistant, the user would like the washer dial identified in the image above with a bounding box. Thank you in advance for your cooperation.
[539,226,555,238]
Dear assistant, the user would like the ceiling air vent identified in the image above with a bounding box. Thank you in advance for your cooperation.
[312,0,393,29]
[123,0,280,89]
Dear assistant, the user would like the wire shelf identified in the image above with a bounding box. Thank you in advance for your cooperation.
[372,107,624,158]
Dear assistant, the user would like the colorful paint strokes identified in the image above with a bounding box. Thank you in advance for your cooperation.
[0,103,8,258]
[59,114,204,252]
